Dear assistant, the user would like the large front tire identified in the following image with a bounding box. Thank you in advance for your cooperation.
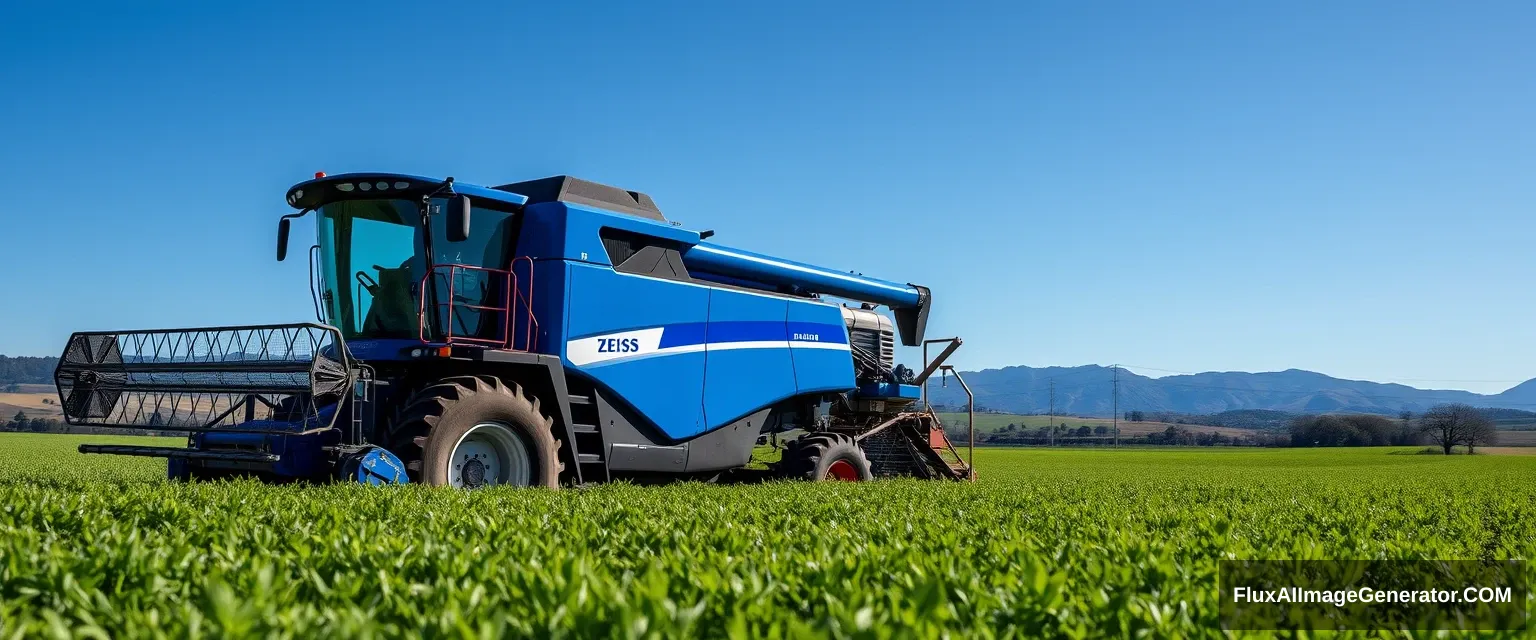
[390,376,562,488]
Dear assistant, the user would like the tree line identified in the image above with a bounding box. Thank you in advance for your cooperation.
[1288,403,1496,454]
[4,410,63,433]
[3,411,175,437]
[953,422,1289,447]
[0,355,58,385]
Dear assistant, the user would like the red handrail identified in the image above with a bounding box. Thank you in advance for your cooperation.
[511,256,539,351]
[416,260,537,351]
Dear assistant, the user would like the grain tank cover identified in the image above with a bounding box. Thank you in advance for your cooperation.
[494,176,667,222]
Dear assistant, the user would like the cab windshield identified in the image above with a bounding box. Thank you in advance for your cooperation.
[315,198,516,341]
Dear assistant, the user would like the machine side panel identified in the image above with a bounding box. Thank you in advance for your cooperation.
[563,263,708,440]
[684,408,770,472]
[513,202,571,356]
[524,259,568,357]
[787,301,856,394]
[702,290,798,430]
[515,202,571,264]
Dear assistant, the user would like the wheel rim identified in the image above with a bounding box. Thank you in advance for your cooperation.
[826,459,860,481]
[449,422,533,488]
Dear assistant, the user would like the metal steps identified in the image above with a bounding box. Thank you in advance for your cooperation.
[565,382,608,482]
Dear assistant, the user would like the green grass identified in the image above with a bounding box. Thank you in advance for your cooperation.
[2,433,1535,637]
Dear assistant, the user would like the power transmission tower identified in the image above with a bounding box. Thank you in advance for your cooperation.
[1048,379,1056,447]
[1112,365,1120,447]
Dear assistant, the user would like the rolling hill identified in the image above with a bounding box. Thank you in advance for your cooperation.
[925,364,1536,417]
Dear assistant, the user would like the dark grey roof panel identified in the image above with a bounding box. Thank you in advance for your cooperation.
[492,175,666,221]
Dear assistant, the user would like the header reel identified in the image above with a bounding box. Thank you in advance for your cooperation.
[55,323,354,434]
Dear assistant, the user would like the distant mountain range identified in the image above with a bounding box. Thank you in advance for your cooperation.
[924,365,1536,417]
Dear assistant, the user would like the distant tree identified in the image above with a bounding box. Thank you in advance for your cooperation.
[1465,419,1498,454]
[1094,425,1109,436]
[9,410,24,428]
[1399,410,1412,427]
[1196,431,1230,446]
[1075,425,1092,437]
[1419,403,1492,455]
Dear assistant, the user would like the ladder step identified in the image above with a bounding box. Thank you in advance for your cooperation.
[572,423,598,434]
[569,394,593,405]
[578,453,602,464]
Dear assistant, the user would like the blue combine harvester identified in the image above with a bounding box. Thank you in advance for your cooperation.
[57,173,974,487]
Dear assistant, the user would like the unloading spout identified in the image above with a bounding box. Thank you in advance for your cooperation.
[681,243,930,345]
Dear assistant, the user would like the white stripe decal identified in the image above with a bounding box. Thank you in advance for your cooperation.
[791,341,854,350]
[570,337,848,368]
[566,328,666,366]
[705,340,791,352]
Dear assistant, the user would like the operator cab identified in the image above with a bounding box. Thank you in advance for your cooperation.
[280,173,532,351]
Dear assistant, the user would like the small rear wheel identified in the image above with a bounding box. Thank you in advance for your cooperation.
[776,432,873,482]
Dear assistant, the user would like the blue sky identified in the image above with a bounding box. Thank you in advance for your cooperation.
[1,1,1532,393]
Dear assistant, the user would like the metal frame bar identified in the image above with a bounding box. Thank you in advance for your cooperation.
[918,337,964,400]
[941,365,976,481]
[912,336,975,481]
[77,444,279,462]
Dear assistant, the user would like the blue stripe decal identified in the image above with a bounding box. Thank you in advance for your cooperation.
[640,321,846,348]
[707,320,788,343]
[658,322,708,349]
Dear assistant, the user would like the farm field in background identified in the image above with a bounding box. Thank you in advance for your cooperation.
[3,433,1535,637]
[935,411,1258,437]
[938,411,1536,445]
[0,385,61,420]
[1493,430,1536,446]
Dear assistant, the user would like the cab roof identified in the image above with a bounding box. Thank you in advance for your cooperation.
[287,173,666,222]
[494,176,666,222]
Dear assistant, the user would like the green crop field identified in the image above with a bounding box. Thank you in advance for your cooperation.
[2,433,1534,638]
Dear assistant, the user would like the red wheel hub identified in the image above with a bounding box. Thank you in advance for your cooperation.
[826,459,860,481]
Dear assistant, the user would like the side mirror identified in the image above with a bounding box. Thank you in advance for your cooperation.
[277,218,292,261]
[446,195,471,242]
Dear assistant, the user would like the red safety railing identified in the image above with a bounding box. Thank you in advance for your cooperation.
[417,258,538,352]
